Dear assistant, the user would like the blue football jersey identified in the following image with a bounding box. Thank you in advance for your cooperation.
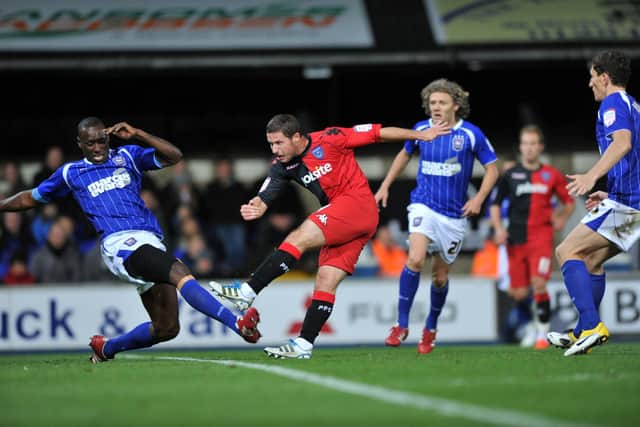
[32,145,165,239]
[405,119,497,218]
[596,91,640,209]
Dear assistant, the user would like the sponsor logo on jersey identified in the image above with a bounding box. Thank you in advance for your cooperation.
[413,217,423,227]
[451,135,465,151]
[112,154,126,166]
[87,168,131,197]
[511,172,527,180]
[316,213,328,226]
[301,163,333,185]
[515,182,549,196]
[124,237,137,247]
[603,108,616,127]
[286,162,300,170]
[420,160,461,176]
[312,146,324,160]
[353,124,372,132]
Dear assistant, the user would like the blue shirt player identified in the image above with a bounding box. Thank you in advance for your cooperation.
[550,51,640,356]
[0,117,261,363]
[375,79,499,354]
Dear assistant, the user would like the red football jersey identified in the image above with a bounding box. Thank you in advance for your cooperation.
[492,163,574,244]
[258,124,382,206]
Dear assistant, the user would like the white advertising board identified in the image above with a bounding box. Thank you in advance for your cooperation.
[0,277,497,351]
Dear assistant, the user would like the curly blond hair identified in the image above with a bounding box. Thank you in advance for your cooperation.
[420,78,470,119]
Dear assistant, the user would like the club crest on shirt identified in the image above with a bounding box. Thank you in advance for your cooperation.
[603,108,616,127]
[451,135,465,151]
[541,171,550,182]
[112,155,126,166]
[312,146,324,160]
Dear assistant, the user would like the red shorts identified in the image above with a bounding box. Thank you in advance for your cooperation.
[507,240,553,288]
[308,193,378,274]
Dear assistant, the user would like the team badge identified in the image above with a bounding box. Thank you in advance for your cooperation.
[413,217,423,227]
[316,214,328,226]
[541,171,550,182]
[124,237,137,246]
[113,155,126,166]
[603,108,616,127]
[312,146,325,160]
[451,135,465,151]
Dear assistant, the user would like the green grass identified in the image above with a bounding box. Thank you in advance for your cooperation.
[1,344,639,427]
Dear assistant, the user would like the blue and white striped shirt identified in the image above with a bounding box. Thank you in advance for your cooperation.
[596,91,640,209]
[405,119,497,218]
[32,145,165,240]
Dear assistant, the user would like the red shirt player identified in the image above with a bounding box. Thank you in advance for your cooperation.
[210,113,450,358]
[490,125,575,349]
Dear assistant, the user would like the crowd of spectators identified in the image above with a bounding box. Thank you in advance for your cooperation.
[0,148,347,285]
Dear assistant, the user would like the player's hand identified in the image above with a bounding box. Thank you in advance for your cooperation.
[240,196,267,221]
[566,173,596,197]
[374,187,389,208]
[461,196,482,217]
[105,122,138,140]
[493,227,508,245]
[585,191,608,211]
[418,121,451,141]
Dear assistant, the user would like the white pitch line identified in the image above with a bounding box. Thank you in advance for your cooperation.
[122,355,599,427]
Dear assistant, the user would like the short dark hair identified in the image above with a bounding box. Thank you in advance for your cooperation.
[591,51,631,88]
[266,114,302,138]
[77,117,104,135]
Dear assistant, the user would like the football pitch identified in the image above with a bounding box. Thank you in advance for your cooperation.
[1,344,639,427]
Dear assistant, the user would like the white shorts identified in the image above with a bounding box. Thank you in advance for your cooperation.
[101,230,167,294]
[581,198,640,252]
[407,203,467,264]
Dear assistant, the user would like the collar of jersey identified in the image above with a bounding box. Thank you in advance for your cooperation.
[429,118,463,130]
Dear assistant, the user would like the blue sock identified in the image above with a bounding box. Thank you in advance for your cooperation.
[425,281,449,330]
[574,272,606,336]
[397,266,420,328]
[180,279,239,333]
[104,322,155,358]
[562,260,600,331]
[516,294,533,326]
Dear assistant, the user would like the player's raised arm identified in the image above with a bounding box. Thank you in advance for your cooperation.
[0,189,38,212]
[105,122,183,166]
[379,121,451,142]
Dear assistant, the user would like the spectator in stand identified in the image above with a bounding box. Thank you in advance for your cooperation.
[0,162,28,198]
[160,160,201,232]
[32,145,65,185]
[29,216,83,283]
[371,222,408,278]
[201,157,250,276]
[0,212,35,279]
[2,251,36,285]
[182,234,215,278]
[30,203,59,247]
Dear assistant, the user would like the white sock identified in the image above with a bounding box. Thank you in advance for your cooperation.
[241,282,257,299]
[294,337,313,351]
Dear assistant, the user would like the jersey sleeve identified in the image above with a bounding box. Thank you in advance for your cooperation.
[600,95,633,136]
[32,166,71,203]
[322,124,381,149]
[490,174,509,206]
[120,145,164,172]
[552,168,574,205]
[257,162,291,207]
[472,128,498,165]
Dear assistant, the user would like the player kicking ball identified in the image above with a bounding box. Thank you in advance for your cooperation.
[0,118,260,363]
